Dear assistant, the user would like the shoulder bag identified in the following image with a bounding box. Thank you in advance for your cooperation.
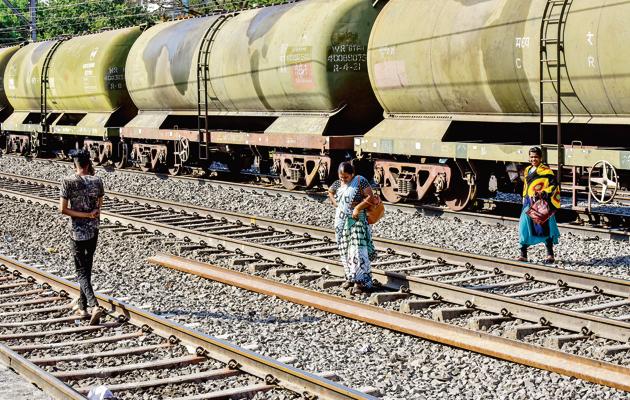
[526,196,555,225]
[360,180,385,224]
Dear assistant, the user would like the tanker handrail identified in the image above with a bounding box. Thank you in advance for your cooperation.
[38,38,65,155]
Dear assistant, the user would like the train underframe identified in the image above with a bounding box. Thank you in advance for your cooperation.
[3,131,118,166]
[2,129,628,211]
[367,158,479,211]
[114,136,345,188]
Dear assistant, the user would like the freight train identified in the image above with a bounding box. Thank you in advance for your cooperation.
[0,0,628,211]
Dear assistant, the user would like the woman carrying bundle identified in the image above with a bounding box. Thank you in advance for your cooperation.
[519,147,561,263]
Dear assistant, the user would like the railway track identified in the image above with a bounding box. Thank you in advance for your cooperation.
[0,172,629,388]
[147,254,630,393]
[3,155,630,241]
[0,255,374,400]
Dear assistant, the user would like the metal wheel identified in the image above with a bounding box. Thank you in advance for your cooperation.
[280,171,298,191]
[168,165,183,176]
[443,172,476,211]
[97,149,108,165]
[381,175,402,203]
[114,143,128,169]
[588,160,619,204]
[114,157,127,169]
[139,158,152,173]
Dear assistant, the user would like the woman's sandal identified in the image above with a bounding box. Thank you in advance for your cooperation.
[517,256,528,262]
[350,284,365,295]
[351,284,375,295]
[544,256,556,264]
[74,308,89,318]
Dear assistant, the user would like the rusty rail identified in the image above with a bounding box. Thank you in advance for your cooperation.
[148,253,630,392]
[0,255,375,400]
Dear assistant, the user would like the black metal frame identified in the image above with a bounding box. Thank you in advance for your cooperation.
[38,39,64,155]
[196,15,233,161]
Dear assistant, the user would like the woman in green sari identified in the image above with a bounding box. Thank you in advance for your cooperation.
[328,162,377,294]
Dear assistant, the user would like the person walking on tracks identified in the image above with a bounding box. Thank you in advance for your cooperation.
[59,149,104,325]
[518,146,561,264]
[328,162,377,294]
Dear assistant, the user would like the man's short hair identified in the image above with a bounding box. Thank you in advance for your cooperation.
[70,149,91,168]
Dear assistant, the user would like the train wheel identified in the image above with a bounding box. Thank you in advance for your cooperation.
[114,158,127,169]
[139,162,152,173]
[168,165,183,176]
[115,143,128,169]
[280,173,298,191]
[443,173,476,211]
[97,152,108,166]
[31,147,45,159]
[381,176,402,203]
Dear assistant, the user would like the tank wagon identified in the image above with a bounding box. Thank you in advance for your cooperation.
[2,27,141,160]
[2,0,629,211]
[0,46,19,123]
[358,0,630,209]
[122,0,381,182]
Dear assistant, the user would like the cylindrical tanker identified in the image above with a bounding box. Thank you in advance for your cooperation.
[4,40,58,112]
[0,45,20,113]
[124,15,224,111]
[4,27,141,113]
[126,0,380,126]
[367,0,630,118]
[48,27,141,113]
[3,27,141,159]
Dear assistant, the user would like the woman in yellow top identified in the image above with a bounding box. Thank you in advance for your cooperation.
[519,147,561,263]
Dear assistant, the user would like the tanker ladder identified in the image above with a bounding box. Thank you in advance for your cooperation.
[37,39,65,157]
[196,14,232,163]
[540,0,603,210]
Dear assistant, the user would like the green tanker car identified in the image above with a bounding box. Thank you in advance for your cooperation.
[122,0,381,181]
[1,0,628,211]
[0,45,20,122]
[358,0,630,209]
[3,27,141,160]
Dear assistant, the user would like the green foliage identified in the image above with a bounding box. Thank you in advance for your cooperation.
[0,0,29,44]
[187,0,287,14]
[0,0,153,43]
[0,0,286,45]
[36,0,154,39]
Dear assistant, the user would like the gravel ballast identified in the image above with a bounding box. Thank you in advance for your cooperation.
[0,159,628,398]
[0,156,628,281]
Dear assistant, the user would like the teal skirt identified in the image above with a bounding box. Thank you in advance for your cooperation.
[519,206,560,247]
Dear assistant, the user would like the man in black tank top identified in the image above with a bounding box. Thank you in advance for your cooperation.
[59,149,104,325]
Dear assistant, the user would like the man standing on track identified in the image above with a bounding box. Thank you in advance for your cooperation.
[59,149,104,325]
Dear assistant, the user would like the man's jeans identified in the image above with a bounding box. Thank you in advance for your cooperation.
[71,232,98,310]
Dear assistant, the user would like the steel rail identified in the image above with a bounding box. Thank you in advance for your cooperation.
[0,255,375,400]
[0,176,629,343]
[0,343,84,399]
[1,159,628,241]
[0,173,627,291]
[84,171,630,241]
[1,173,626,296]
[148,253,630,393]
